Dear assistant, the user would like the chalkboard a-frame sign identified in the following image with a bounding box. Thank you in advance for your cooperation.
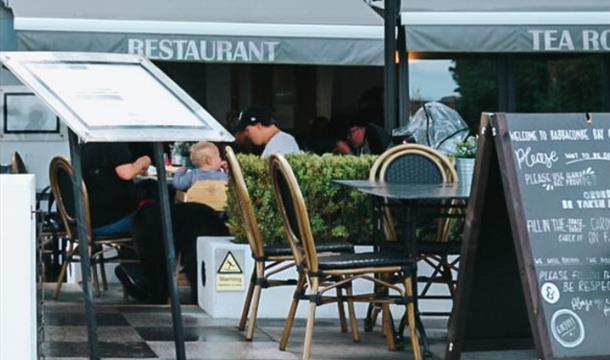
[446,113,610,360]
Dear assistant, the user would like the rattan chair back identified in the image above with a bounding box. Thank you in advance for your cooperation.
[10,151,27,174]
[224,146,265,258]
[49,156,92,241]
[371,144,457,242]
[380,149,447,184]
[370,144,457,182]
[269,154,318,273]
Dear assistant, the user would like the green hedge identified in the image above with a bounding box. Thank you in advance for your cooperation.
[227,153,378,245]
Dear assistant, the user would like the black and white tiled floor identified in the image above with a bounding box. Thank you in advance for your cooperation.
[42,284,537,359]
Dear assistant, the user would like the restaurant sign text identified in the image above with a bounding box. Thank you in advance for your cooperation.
[528,29,610,51]
[128,38,280,62]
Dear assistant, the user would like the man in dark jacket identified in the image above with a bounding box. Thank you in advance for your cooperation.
[335,118,392,155]
[81,142,151,236]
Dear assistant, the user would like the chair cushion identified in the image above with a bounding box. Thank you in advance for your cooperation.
[263,240,354,257]
[379,241,461,255]
[315,241,354,253]
[263,243,293,257]
[93,233,131,241]
[318,252,414,270]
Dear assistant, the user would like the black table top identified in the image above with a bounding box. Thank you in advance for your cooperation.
[333,180,470,201]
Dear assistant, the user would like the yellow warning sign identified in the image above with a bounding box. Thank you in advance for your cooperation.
[217,251,242,274]
[216,251,244,291]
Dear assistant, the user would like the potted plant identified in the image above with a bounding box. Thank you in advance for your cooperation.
[454,136,477,189]
[170,141,192,166]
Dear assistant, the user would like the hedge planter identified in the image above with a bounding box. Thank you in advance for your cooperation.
[226,153,378,245]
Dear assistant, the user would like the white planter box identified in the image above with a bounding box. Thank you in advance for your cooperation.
[197,236,372,319]
[197,236,453,319]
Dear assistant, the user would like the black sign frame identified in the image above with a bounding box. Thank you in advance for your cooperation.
[447,113,610,360]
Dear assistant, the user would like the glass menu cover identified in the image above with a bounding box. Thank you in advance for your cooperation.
[0,52,234,142]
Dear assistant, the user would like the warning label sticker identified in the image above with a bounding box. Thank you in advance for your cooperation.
[217,251,242,274]
[215,250,244,291]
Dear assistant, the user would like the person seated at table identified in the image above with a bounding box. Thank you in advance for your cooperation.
[171,142,228,191]
[81,142,151,236]
[235,105,301,157]
[334,115,391,156]
[132,201,229,304]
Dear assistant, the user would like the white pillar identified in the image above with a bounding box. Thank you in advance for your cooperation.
[0,174,37,360]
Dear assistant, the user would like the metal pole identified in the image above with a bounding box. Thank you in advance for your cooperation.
[497,54,516,112]
[383,0,399,132]
[398,24,410,126]
[152,142,186,360]
[67,130,99,360]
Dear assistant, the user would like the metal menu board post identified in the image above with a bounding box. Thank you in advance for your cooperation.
[0,51,234,360]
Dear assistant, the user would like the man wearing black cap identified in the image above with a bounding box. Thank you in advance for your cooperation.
[236,105,301,157]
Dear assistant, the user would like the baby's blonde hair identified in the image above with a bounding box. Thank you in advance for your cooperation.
[190,142,219,168]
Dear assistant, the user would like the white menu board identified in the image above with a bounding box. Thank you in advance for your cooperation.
[0,52,234,142]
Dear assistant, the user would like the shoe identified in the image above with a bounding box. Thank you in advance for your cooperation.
[115,264,148,302]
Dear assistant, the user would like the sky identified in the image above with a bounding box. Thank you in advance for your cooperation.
[409,59,459,101]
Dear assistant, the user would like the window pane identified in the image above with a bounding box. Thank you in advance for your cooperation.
[515,55,610,113]
[409,57,498,131]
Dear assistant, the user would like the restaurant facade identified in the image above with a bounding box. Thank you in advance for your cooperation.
[1,0,609,188]
[378,0,610,131]
[2,0,387,137]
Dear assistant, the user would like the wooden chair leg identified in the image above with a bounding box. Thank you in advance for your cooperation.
[336,286,347,333]
[280,275,304,351]
[91,258,101,297]
[345,283,360,342]
[53,244,77,300]
[245,284,262,341]
[99,250,108,291]
[239,266,257,331]
[302,301,317,360]
[382,303,397,351]
[245,262,265,341]
[404,276,423,360]
[367,304,382,332]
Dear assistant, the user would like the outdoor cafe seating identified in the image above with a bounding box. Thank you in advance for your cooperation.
[269,153,423,360]
[224,146,354,341]
[48,156,139,299]
[369,144,462,314]
[0,151,27,174]
[11,151,27,174]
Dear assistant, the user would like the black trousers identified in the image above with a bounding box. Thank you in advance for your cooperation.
[132,201,229,303]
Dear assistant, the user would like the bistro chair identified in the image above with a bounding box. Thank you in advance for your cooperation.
[269,153,422,360]
[49,156,137,299]
[10,151,28,174]
[371,144,462,315]
[225,146,354,341]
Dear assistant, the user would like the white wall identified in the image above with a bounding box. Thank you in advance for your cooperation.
[0,84,70,191]
[0,174,37,359]
[0,139,70,190]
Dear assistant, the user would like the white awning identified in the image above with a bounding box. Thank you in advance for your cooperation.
[10,0,385,65]
[369,0,610,52]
